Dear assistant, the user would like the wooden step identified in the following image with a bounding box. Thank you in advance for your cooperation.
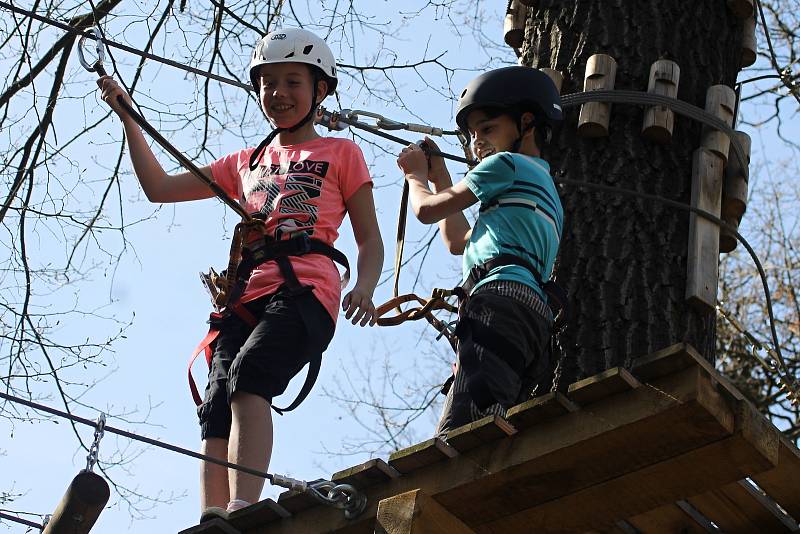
[444,415,516,453]
[506,391,578,430]
[388,437,458,474]
[332,458,400,489]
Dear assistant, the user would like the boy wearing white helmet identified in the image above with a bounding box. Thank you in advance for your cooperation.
[397,66,564,437]
[98,27,383,520]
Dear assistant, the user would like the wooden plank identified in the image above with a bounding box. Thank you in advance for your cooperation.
[475,403,780,532]
[686,148,723,312]
[444,415,516,453]
[248,359,756,534]
[631,343,700,382]
[751,433,800,519]
[505,391,578,430]
[375,489,475,534]
[179,518,242,534]
[626,502,714,533]
[567,367,640,405]
[688,479,798,533]
[436,366,739,525]
[332,459,400,489]
[388,438,458,475]
[228,499,290,530]
[276,483,322,515]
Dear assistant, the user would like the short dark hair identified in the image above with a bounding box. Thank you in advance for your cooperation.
[467,105,544,149]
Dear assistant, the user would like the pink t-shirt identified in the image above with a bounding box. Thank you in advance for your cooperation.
[210,136,372,323]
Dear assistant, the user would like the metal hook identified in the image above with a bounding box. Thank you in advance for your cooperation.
[84,413,106,473]
[78,26,105,74]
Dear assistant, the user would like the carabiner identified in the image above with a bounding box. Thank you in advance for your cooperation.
[78,26,106,74]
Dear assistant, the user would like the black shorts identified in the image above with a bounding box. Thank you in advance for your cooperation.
[198,287,335,440]
[436,280,553,436]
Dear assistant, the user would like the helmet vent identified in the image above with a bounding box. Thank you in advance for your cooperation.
[284,52,295,58]
[303,45,314,54]
[460,89,468,98]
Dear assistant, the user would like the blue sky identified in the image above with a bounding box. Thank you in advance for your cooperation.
[2,2,797,533]
[1,2,510,532]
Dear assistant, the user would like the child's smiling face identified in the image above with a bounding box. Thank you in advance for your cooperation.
[466,109,519,161]
[257,63,327,128]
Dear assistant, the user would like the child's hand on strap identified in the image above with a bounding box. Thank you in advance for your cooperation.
[342,286,377,326]
[419,136,451,187]
[397,143,429,181]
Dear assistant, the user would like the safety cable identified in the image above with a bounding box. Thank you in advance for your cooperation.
[754,0,800,106]
[74,27,254,222]
[0,390,368,518]
[0,1,252,91]
[0,511,44,530]
[559,90,750,174]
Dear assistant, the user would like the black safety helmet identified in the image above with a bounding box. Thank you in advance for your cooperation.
[455,66,563,144]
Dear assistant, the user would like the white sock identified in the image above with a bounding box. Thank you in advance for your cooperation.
[226,499,251,512]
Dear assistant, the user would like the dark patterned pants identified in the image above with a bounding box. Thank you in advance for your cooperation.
[436,281,553,438]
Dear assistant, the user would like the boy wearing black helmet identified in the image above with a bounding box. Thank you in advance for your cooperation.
[397,66,563,436]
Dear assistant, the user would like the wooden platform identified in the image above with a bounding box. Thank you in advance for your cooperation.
[179,343,800,534]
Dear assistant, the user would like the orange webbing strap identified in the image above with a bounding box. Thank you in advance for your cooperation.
[375,288,459,351]
[392,181,410,314]
[188,303,258,406]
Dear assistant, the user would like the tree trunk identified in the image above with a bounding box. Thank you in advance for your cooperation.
[521,1,745,384]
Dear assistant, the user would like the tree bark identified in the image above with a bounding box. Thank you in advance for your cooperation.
[521,1,744,384]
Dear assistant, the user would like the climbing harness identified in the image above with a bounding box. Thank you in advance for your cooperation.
[190,225,352,415]
[0,391,369,520]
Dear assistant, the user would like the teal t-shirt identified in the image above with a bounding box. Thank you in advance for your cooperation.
[462,152,563,299]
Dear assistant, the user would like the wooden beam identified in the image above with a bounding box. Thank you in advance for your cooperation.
[687,479,798,532]
[375,489,474,534]
[751,433,800,520]
[43,472,110,534]
[686,148,724,312]
[626,502,716,533]
[475,400,779,532]
[247,352,782,534]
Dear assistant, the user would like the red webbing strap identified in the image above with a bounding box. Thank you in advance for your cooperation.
[188,327,221,406]
[188,305,258,406]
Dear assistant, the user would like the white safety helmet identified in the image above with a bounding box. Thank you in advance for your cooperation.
[249,27,338,95]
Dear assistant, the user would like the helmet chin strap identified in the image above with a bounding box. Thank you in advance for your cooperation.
[510,114,533,153]
[249,77,321,171]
